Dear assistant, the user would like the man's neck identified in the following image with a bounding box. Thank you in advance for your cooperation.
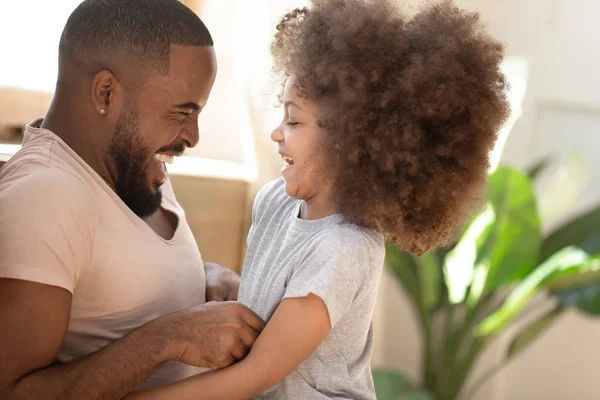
[41,98,117,190]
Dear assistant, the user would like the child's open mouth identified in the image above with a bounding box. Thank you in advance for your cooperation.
[280,154,294,176]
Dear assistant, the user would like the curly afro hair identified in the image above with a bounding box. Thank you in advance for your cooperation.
[271,0,510,255]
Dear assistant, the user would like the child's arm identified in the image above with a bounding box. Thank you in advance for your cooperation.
[125,293,330,400]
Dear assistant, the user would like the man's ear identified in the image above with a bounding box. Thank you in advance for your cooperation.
[91,70,123,117]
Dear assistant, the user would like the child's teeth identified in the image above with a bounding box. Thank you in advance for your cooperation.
[280,154,294,165]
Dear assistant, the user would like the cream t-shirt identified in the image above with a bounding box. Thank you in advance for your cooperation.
[0,120,206,388]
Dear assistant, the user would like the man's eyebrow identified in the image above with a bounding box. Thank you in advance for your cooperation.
[284,100,306,112]
[174,102,201,111]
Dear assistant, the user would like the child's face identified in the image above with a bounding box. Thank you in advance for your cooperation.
[270,76,331,203]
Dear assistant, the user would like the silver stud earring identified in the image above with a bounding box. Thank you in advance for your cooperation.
[100,109,106,115]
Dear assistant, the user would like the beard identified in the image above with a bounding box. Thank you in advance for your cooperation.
[108,102,162,218]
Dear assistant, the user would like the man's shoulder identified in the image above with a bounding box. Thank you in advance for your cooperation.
[0,159,95,216]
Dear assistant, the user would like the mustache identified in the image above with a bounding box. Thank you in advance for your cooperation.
[157,143,186,154]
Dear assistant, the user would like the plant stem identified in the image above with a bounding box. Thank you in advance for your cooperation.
[448,339,486,399]
[438,308,468,394]
[434,305,456,394]
[461,357,508,400]
[436,299,488,399]
[422,316,436,390]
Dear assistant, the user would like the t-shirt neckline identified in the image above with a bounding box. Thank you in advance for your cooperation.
[24,119,182,245]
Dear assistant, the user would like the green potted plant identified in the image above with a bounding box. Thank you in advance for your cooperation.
[373,155,600,400]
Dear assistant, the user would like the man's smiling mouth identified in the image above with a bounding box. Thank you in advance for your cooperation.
[154,153,175,164]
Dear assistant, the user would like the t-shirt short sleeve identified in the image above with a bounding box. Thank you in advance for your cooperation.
[0,168,95,293]
[247,178,284,245]
[282,230,373,328]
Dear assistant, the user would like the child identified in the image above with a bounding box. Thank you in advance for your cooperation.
[128,0,509,398]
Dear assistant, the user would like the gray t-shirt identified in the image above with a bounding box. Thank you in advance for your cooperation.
[239,178,385,399]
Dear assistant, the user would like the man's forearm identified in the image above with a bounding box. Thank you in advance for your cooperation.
[4,322,170,400]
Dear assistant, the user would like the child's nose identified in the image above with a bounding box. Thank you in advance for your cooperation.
[270,126,284,143]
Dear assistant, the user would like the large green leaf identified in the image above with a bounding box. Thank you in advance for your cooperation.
[507,307,563,360]
[372,369,413,400]
[372,370,437,400]
[541,205,600,261]
[386,242,420,302]
[480,167,542,294]
[395,391,436,400]
[526,155,554,181]
[544,254,600,291]
[476,247,588,336]
[414,252,443,311]
[443,167,541,306]
[386,241,433,328]
[556,281,600,315]
[443,203,496,304]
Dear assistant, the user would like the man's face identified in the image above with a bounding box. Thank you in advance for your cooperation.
[109,45,217,218]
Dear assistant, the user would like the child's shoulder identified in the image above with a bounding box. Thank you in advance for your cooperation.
[252,177,291,216]
[294,223,385,292]
[328,222,382,246]
[255,177,287,203]
[313,222,385,263]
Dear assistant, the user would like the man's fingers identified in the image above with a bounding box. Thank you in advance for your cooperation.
[216,354,236,369]
[205,288,227,302]
[237,304,266,333]
[231,341,248,362]
[238,323,260,349]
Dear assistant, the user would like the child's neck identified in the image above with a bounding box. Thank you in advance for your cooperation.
[299,196,338,221]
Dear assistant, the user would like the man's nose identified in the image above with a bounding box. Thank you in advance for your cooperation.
[179,121,200,149]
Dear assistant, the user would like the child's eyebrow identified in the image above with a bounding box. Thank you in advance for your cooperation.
[284,101,307,112]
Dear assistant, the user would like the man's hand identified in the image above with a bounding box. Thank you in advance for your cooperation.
[122,295,329,400]
[0,279,265,400]
[204,261,241,301]
[155,301,265,370]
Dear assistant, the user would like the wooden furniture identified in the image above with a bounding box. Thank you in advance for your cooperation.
[170,174,249,272]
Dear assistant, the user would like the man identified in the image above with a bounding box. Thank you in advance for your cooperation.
[0,1,264,399]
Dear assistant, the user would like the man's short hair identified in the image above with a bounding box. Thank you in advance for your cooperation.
[59,0,213,75]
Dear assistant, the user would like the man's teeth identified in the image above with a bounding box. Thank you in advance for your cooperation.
[154,153,174,164]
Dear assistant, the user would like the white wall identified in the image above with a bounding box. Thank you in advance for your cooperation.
[377,1,600,399]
